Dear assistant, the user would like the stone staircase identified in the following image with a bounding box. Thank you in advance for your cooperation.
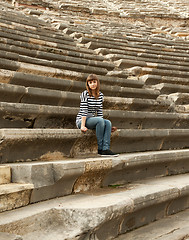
[0,0,189,239]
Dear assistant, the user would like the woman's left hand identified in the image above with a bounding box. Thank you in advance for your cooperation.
[111,126,117,132]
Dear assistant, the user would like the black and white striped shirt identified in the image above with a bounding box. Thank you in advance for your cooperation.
[76,90,104,127]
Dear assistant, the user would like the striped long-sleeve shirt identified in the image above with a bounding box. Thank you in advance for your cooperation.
[76,90,104,127]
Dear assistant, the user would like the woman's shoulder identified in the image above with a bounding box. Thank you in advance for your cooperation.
[99,91,104,97]
[80,90,89,100]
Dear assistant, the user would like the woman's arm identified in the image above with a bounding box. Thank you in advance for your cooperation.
[81,116,88,132]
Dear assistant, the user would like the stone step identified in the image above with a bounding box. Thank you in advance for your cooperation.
[115,209,189,240]
[0,183,33,213]
[0,83,161,105]
[0,17,74,43]
[77,34,147,48]
[0,24,75,48]
[0,9,46,28]
[104,51,189,65]
[0,174,188,239]
[0,45,115,71]
[0,81,158,103]
[0,57,108,76]
[77,31,189,50]
[0,39,104,62]
[142,67,189,79]
[175,105,189,113]
[84,39,189,56]
[0,69,143,89]
[108,53,189,68]
[114,59,189,73]
[0,27,95,56]
[1,128,189,163]
[0,81,164,108]
[104,96,170,112]
[152,83,189,94]
[140,74,189,86]
[96,45,189,62]
[0,100,189,129]
[0,101,188,129]
[0,232,22,240]
[158,93,189,105]
[7,149,189,203]
[0,166,11,185]
[149,37,189,51]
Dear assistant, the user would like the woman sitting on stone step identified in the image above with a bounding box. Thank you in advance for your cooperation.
[76,74,118,156]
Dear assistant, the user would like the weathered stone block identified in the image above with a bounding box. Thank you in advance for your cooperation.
[0,183,33,212]
[0,166,11,184]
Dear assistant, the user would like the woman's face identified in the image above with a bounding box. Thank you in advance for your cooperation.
[88,79,98,90]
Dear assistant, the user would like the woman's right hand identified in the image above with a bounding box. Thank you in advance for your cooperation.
[81,126,88,132]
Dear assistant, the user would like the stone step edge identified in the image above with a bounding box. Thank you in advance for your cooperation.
[0,183,33,195]
[1,128,189,140]
[140,74,189,86]
[0,69,143,89]
[0,82,168,108]
[0,183,33,213]
[0,47,115,71]
[0,166,11,185]
[0,101,187,129]
[115,208,189,240]
[0,56,108,76]
[0,174,188,239]
[0,24,76,47]
[0,101,186,120]
[0,19,74,43]
[0,27,96,56]
[1,128,189,163]
[7,149,189,189]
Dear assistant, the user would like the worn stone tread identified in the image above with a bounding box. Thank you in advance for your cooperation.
[0,81,167,109]
[115,209,189,240]
[0,56,108,76]
[0,47,115,71]
[0,80,158,101]
[1,101,189,129]
[0,166,11,185]
[0,69,143,89]
[0,183,33,195]
[152,83,189,94]
[0,174,188,239]
[0,183,33,213]
[140,74,189,86]
[6,149,189,203]
[1,129,189,163]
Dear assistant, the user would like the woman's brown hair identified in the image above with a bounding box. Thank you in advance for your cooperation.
[86,74,100,99]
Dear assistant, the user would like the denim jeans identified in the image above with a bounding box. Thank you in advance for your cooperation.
[78,117,112,151]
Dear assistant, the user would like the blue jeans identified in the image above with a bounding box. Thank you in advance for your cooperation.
[78,117,112,151]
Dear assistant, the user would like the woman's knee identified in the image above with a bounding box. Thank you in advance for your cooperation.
[97,117,105,127]
[105,119,112,128]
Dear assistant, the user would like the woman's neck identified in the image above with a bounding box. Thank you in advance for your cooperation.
[91,90,96,96]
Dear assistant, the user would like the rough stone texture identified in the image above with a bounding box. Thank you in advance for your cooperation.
[0,183,33,212]
[1,1,189,239]
[0,166,11,184]
[0,232,23,240]
[2,101,189,129]
[73,158,112,192]
[115,209,189,240]
[0,174,189,239]
[0,149,185,204]
[2,129,189,163]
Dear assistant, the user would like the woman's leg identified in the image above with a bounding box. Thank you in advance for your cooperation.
[102,119,112,151]
[85,117,106,151]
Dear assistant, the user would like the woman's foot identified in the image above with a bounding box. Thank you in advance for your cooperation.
[98,149,103,155]
[100,149,119,157]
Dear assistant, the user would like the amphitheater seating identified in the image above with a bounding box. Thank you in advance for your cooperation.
[0,0,189,239]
